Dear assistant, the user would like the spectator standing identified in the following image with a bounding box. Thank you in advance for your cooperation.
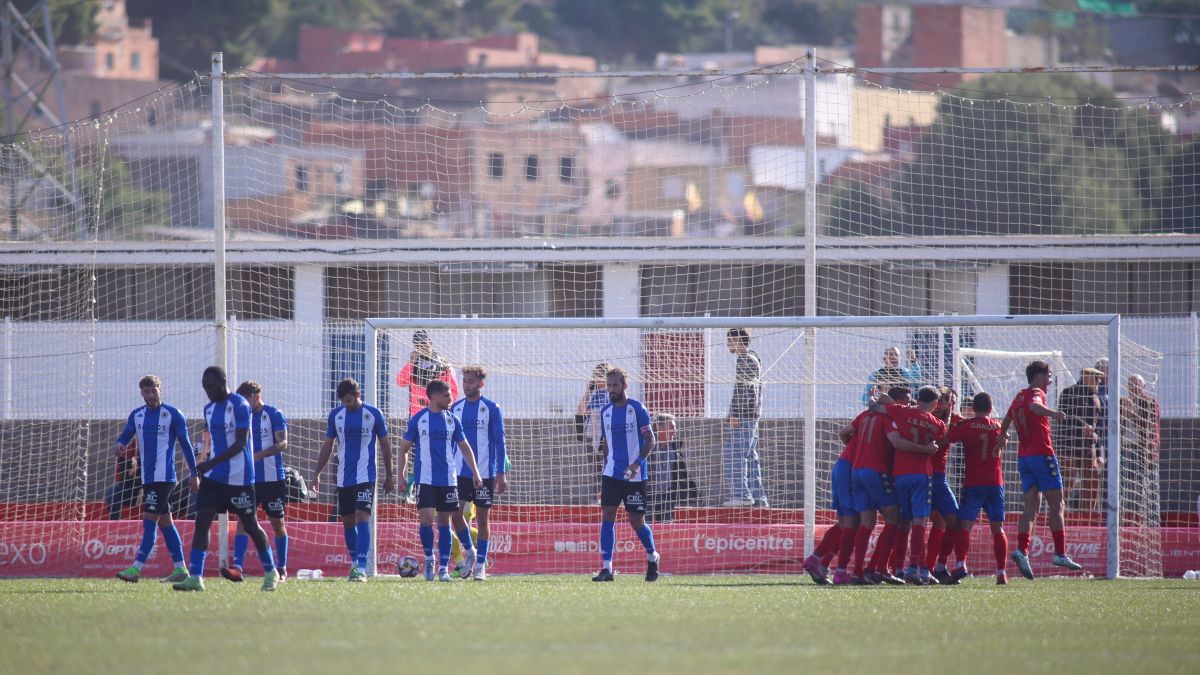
[395,330,459,417]
[1121,374,1160,468]
[1093,358,1110,460]
[647,412,699,523]
[107,439,141,520]
[863,346,922,403]
[1055,368,1104,512]
[723,328,767,508]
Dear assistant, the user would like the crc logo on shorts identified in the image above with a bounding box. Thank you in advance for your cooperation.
[144,491,158,505]
[625,493,644,505]
[476,486,491,499]
[358,488,373,502]
[445,491,459,503]
[268,498,285,512]
[230,492,254,509]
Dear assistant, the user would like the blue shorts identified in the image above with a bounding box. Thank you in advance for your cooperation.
[1018,454,1064,493]
[894,474,933,520]
[931,473,958,516]
[958,484,1006,523]
[830,459,857,517]
[852,468,898,513]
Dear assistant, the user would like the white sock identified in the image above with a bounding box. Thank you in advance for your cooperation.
[648,551,659,563]
[132,561,145,571]
[956,561,966,570]
[997,569,1005,576]
[836,567,846,574]
[602,560,612,571]
[935,563,947,572]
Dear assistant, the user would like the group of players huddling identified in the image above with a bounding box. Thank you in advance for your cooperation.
[802,359,1086,586]
[112,359,660,591]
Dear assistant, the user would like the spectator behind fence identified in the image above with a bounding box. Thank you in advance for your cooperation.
[863,345,922,404]
[1121,374,1160,465]
[648,413,700,523]
[1055,368,1104,512]
[577,362,612,506]
[395,329,459,417]
[723,328,767,508]
[107,438,141,520]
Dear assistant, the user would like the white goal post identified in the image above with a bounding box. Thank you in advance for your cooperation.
[364,314,1125,579]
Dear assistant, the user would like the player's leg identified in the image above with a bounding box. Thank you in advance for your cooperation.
[593,476,623,581]
[473,504,492,580]
[935,511,960,571]
[847,508,876,584]
[625,482,658,581]
[1013,484,1041,580]
[232,485,278,590]
[174,478,222,590]
[230,518,249,578]
[154,510,189,582]
[118,482,167,582]
[435,487,460,581]
[418,499,438,581]
[453,477,477,577]
[1044,487,1080,571]
[260,480,289,581]
[338,485,359,575]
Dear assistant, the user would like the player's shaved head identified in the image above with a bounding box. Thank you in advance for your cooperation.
[202,366,226,383]
[917,385,940,404]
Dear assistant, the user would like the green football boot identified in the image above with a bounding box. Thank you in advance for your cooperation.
[161,568,190,583]
[115,566,140,583]
[261,567,280,591]
[172,574,206,591]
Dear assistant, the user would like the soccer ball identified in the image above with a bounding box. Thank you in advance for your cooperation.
[397,556,420,578]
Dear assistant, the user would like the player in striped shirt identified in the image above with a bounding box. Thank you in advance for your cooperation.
[592,367,659,583]
[939,393,1009,584]
[999,360,1084,578]
[397,378,483,582]
[173,366,279,592]
[450,366,508,581]
[313,377,396,582]
[227,381,290,583]
[114,375,196,584]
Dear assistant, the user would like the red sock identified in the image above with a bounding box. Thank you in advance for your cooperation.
[890,528,910,572]
[910,524,927,569]
[993,531,1008,572]
[837,525,858,570]
[853,526,874,577]
[1017,531,1031,554]
[939,528,957,565]
[1051,528,1066,556]
[868,524,898,574]
[954,528,971,562]
[925,527,944,569]
[814,525,842,559]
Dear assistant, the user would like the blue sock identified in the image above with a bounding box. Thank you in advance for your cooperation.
[600,520,616,562]
[257,539,275,573]
[160,524,185,566]
[188,548,207,577]
[456,527,474,552]
[343,527,357,559]
[437,525,453,567]
[232,534,249,569]
[274,536,288,569]
[134,519,156,568]
[477,539,490,566]
[419,524,435,558]
[636,524,656,555]
[355,522,371,570]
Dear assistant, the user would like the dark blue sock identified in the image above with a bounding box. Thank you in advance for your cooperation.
[456,527,474,552]
[419,524,435,558]
[437,525,453,566]
[160,524,185,566]
[232,534,249,569]
[636,524,656,554]
[600,520,616,562]
[477,539,490,565]
[257,538,275,573]
[135,519,156,566]
[355,522,371,570]
[343,527,357,559]
[274,536,288,569]
[188,548,207,577]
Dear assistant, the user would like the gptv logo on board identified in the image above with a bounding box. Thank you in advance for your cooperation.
[84,538,139,560]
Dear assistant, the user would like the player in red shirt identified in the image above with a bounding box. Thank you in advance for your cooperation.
[927,386,965,584]
[998,360,1084,579]
[869,385,948,584]
[940,392,1008,584]
[806,408,868,584]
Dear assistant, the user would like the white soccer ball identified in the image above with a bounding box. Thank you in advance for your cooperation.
[1184,570,1197,580]
[397,555,420,578]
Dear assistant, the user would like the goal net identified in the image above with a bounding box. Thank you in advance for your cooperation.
[0,55,1191,580]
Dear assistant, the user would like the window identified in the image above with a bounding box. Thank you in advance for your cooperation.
[131,52,141,71]
[295,165,308,193]
[559,156,574,183]
[104,53,114,71]
[487,152,504,179]
[662,176,683,200]
[524,155,540,181]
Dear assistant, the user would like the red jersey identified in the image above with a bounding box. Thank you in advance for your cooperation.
[838,410,871,463]
[930,412,964,474]
[946,416,1004,487]
[885,404,946,478]
[1007,388,1054,457]
[850,411,894,474]
[396,362,459,417]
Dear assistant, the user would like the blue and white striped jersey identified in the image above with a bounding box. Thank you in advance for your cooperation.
[252,404,288,484]
[404,408,466,487]
[327,403,388,488]
[600,398,652,482]
[116,404,195,484]
[450,396,506,480]
[204,393,254,486]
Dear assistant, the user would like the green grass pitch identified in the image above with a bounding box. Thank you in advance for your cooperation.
[1,575,1197,674]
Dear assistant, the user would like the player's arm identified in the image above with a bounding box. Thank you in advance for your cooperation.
[114,412,136,457]
[198,431,211,463]
[457,439,483,489]
[1030,400,1067,421]
[865,388,895,414]
[396,438,412,482]
[838,423,856,445]
[623,429,656,480]
[311,437,335,493]
[255,430,288,462]
[493,404,509,495]
[196,428,249,474]
[379,435,395,494]
[577,383,594,415]
[886,429,937,455]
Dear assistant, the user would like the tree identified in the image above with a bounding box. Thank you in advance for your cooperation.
[826,182,899,236]
[895,73,1169,236]
[1162,139,1200,233]
[554,0,729,64]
